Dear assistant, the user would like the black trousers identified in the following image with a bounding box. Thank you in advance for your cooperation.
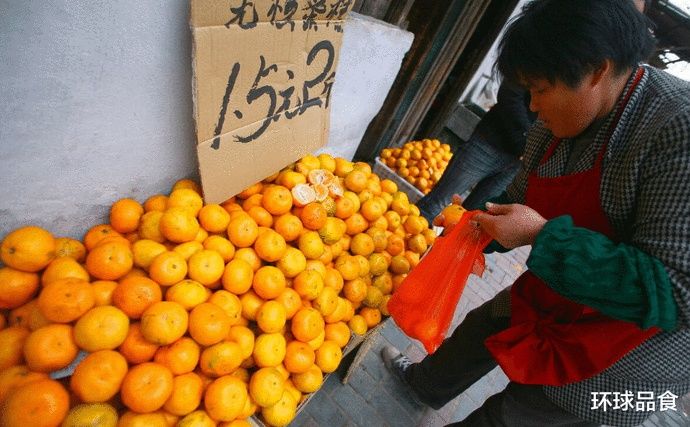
[406,290,598,426]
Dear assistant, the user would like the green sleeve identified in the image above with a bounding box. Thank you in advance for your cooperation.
[527,215,677,331]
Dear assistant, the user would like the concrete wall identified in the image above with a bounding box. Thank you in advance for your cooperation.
[0,2,412,240]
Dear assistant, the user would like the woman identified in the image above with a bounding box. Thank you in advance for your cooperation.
[383,1,690,426]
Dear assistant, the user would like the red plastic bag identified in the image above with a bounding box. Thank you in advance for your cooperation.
[388,210,493,353]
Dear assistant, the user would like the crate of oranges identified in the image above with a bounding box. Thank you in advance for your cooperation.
[376,138,453,201]
[0,152,437,427]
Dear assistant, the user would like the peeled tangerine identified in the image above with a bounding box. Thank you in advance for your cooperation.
[291,184,316,207]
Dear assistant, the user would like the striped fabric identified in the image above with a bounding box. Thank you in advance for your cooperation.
[506,66,690,426]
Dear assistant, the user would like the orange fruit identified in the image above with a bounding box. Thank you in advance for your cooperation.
[139,211,166,243]
[144,194,168,212]
[198,204,231,233]
[253,333,286,368]
[117,411,169,427]
[343,170,367,193]
[110,198,144,234]
[344,213,369,236]
[1,226,56,273]
[154,337,200,375]
[85,240,133,280]
[348,315,367,335]
[253,230,287,263]
[324,267,345,291]
[0,378,69,427]
[226,325,255,360]
[0,365,48,404]
[256,301,287,334]
[262,390,298,427]
[293,270,324,301]
[290,364,323,393]
[132,239,167,270]
[208,290,243,326]
[343,278,368,303]
[167,188,203,217]
[187,249,225,287]
[22,324,78,373]
[0,326,30,370]
[203,235,235,262]
[262,185,293,216]
[166,279,210,310]
[273,214,303,242]
[120,362,174,413]
[60,403,118,427]
[204,376,248,422]
[324,322,351,348]
[188,303,231,346]
[335,256,359,281]
[91,281,117,307]
[242,193,263,211]
[83,224,121,252]
[234,247,262,272]
[174,241,204,260]
[249,367,284,407]
[172,178,202,194]
[299,202,327,231]
[298,231,325,260]
[390,255,411,274]
[70,350,128,402]
[227,215,259,248]
[313,286,338,317]
[247,205,273,228]
[359,307,382,328]
[199,341,243,377]
[37,278,95,323]
[119,322,160,364]
[140,301,188,346]
[290,308,324,343]
[283,341,315,374]
[74,305,129,352]
[112,275,162,319]
[278,170,307,190]
[276,247,307,279]
[220,260,254,296]
[334,196,356,219]
[54,237,86,262]
[238,182,263,199]
[275,289,301,321]
[40,256,89,286]
[0,267,39,310]
[149,251,188,286]
[163,372,204,416]
[315,340,342,373]
[252,266,286,300]
[239,290,265,322]
[159,207,200,243]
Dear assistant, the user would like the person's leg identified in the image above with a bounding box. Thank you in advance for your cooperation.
[417,139,505,222]
[401,289,511,409]
[447,382,599,427]
[462,157,521,210]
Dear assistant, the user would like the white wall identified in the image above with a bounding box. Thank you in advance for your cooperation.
[0,2,412,240]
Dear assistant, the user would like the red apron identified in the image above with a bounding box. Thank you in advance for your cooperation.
[484,68,658,386]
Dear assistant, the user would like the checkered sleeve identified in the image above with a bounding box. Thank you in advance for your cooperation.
[632,105,690,328]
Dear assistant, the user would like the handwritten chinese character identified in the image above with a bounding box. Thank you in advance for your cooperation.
[303,0,327,31]
[212,62,242,150]
[225,0,259,30]
[658,390,678,412]
[636,391,656,412]
[268,0,297,31]
[326,0,352,32]
[612,390,635,411]
[591,392,614,412]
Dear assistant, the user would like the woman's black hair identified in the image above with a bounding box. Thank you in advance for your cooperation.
[497,0,656,87]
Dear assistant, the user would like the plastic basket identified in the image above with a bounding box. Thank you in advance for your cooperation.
[373,157,424,204]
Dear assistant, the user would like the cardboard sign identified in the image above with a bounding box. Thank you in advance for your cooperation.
[191,0,355,204]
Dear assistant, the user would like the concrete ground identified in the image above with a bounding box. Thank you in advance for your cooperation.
[288,246,690,427]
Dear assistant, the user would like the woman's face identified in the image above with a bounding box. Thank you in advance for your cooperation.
[525,77,603,139]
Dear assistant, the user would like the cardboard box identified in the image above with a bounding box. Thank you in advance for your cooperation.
[191,0,355,204]
[373,157,425,204]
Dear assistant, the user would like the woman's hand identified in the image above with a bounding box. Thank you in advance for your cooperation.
[472,202,547,249]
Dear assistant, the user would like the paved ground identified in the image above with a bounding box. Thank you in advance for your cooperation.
[286,244,690,427]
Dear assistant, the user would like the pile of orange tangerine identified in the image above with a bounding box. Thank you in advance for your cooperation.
[379,138,453,195]
[0,153,435,427]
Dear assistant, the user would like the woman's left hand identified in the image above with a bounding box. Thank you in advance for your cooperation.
[472,202,547,249]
